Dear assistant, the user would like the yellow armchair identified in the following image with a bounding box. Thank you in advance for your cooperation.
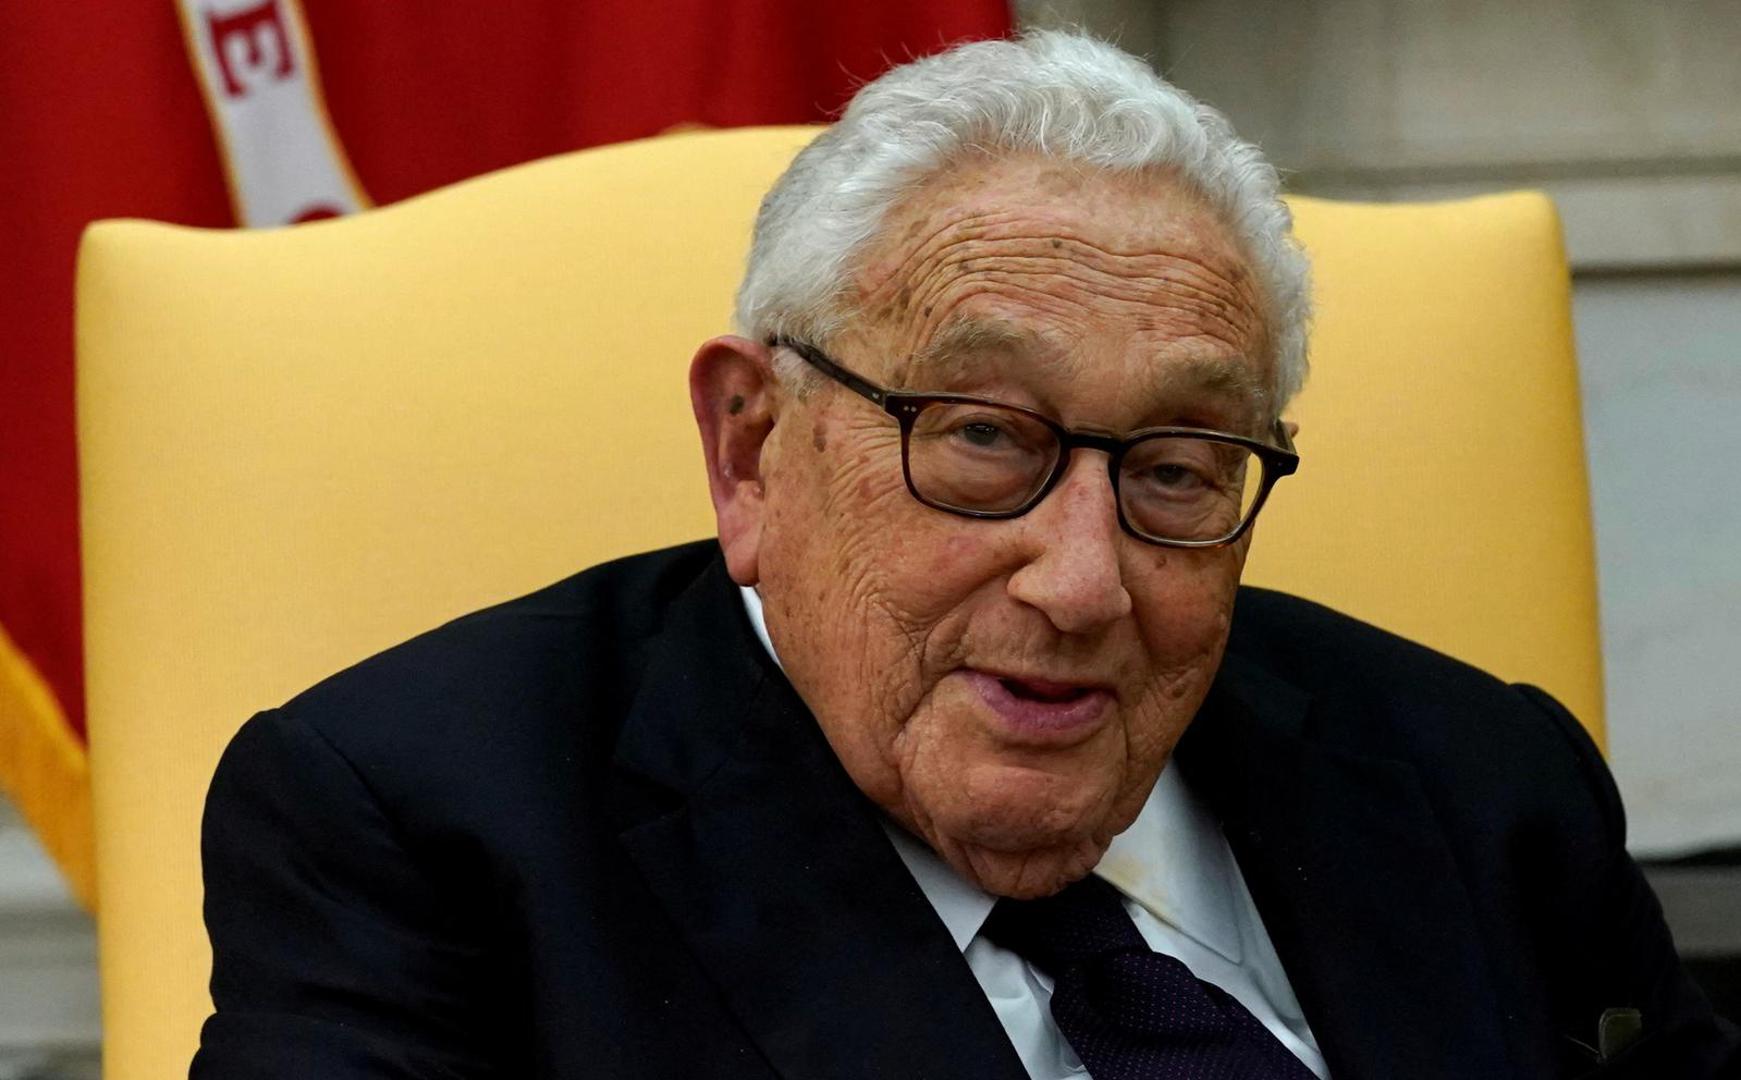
[75,125,1601,1079]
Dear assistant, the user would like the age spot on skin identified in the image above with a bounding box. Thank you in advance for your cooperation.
[728,394,746,416]
[1036,168,1082,197]
[812,420,828,452]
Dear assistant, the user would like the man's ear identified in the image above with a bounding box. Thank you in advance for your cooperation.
[690,335,780,587]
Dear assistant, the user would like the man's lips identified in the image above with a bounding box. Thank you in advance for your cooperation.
[998,675,1092,702]
[961,668,1114,745]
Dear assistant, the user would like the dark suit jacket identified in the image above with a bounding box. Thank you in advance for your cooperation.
[192,540,1739,1079]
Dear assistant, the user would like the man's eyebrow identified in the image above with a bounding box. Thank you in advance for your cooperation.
[890,315,1050,386]
[892,314,1271,421]
[1151,353,1266,400]
[1139,353,1274,435]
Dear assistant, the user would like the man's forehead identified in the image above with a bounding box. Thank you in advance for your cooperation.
[847,154,1274,419]
[866,155,1236,268]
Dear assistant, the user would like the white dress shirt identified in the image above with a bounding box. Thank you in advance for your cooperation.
[740,586,1329,1079]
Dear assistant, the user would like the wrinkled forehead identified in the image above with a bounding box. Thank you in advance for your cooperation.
[843,154,1276,425]
[892,312,1267,408]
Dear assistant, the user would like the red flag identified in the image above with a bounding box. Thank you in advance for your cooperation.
[0,0,1012,908]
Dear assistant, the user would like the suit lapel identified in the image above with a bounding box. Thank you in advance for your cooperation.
[1178,653,1516,1080]
[611,557,1027,1080]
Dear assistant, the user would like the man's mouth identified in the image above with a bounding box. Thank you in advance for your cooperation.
[962,669,1114,745]
[998,676,1092,704]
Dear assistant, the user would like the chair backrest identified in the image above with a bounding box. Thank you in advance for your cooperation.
[76,125,1601,1079]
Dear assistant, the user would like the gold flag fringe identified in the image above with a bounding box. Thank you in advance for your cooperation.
[0,622,95,911]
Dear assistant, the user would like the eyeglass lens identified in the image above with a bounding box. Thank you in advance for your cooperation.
[905,400,1263,543]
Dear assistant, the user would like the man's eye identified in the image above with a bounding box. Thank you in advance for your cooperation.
[916,405,1050,459]
[1148,463,1208,490]
[956,421,1008,448]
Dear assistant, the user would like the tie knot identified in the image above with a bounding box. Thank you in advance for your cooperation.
[982,873,1147,977]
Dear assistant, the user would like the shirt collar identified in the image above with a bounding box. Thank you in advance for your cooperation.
[741,584,778,662]
[737,585,1243,964]
[881,823,998,952]
[1097,765,1245,963]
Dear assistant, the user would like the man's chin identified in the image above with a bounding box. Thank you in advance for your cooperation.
[939,833,1111,899]
[898,767,1136,897]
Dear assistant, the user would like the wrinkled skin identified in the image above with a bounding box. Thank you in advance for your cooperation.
[691,153,1275,899]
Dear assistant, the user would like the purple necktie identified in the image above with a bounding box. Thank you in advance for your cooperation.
[983,874,1318,1079]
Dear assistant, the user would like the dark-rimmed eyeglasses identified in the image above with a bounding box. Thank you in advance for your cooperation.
[773,338,1299,548]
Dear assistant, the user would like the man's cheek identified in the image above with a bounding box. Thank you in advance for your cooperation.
[1133,561,1237,645]
[833,523,962,639]
[931,532,990,579]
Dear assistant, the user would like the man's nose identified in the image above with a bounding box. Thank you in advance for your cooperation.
[1005,453,1133,634]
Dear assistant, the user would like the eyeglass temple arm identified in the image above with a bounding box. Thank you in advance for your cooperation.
[1267,417,1301,479]
[1272,417,1295,453]
[771,337,889,407]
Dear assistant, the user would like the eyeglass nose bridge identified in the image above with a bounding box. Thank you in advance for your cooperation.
[1028,429,1129,519]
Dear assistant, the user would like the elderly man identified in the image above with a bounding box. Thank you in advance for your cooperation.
[193,32,1737,1080]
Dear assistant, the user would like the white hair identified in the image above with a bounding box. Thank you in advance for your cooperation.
[734,29,1311,412]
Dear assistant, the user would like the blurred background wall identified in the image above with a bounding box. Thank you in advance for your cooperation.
[3,2,1736,1074]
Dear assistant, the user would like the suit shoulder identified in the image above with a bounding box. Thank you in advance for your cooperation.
[1227,586,1601,791]
[1224,587,1628,917]
[269,540,719,770]
[1230,585,1522,707]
